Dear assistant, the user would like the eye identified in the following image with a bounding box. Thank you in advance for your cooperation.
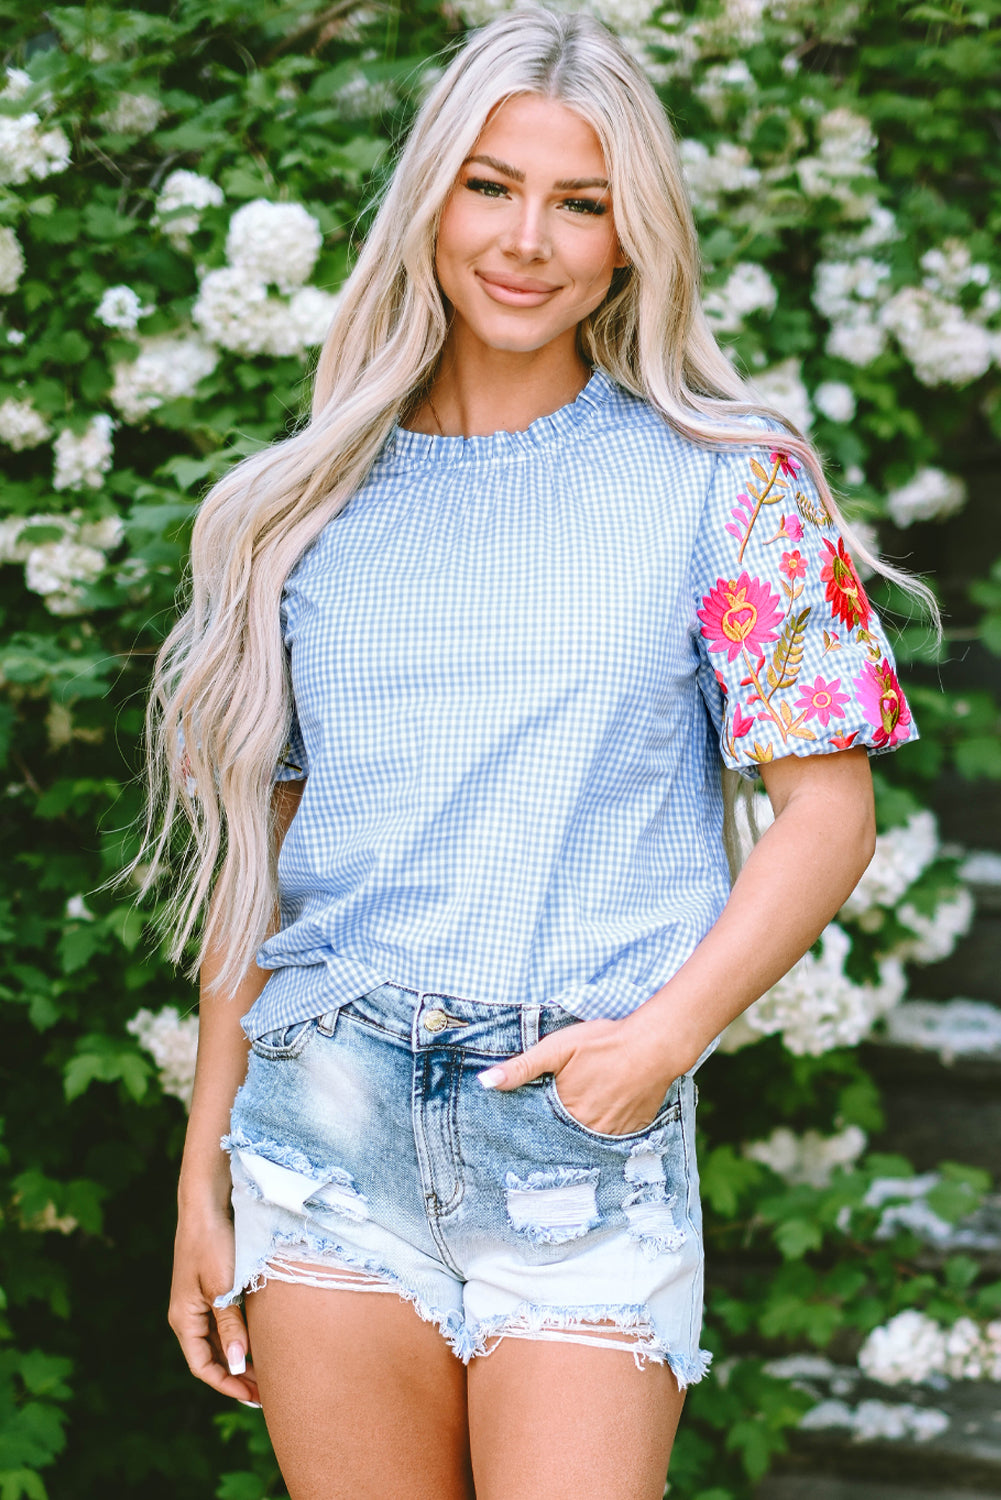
[562,197,608,217]
[465,176,509,198]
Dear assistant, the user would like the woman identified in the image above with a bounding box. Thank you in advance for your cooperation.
[147,10,922,1498]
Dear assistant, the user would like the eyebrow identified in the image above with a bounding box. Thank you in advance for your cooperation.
[463,153,610,191]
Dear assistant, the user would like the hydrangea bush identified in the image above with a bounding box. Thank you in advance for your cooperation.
[1,2,999,1497]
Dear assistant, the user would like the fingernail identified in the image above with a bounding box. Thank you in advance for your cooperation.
[239,1400,263,1409]
[227,1343,246,1375]
[478,1067,505,1089]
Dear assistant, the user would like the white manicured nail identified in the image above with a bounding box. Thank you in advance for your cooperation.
[239,1400,263,1409]
[478,1067,505,1089]
[227,1343,246,1375]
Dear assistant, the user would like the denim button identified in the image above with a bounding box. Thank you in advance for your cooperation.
[424,1008,448,1033]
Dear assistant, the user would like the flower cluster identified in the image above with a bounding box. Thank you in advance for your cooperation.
[703,261,777,334]
[812,380,856,424]
[95,284,154,332]
[796,108,877,219]
[126,1006,199,1110]
[225,198,323,292]
[0,509,123,615]
[53,415,115,491]
[0,396,52,450]
[152,169,225,250]
[883,999,1001,1064]
[743,1123,867,1187]
[858,1310,1001,1386]
[110,332,219,423]
[0,225,26,295]
[840,811,938,918]
[0,110,71,186]
[679,138,761,215]
[752,356,813,433]
[799,1398,949,1444]
[885,466,967,528]
[96,92,164,136]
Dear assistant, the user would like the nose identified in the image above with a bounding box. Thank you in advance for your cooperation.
[501,196,551,262]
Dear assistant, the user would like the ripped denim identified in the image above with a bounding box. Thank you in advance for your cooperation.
[214,980,711,1387]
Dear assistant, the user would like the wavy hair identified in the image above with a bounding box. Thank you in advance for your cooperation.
[136,7,936,994]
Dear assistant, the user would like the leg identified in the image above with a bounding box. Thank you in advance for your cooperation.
[467,1332,686,1500]
[245,1270,475,1500]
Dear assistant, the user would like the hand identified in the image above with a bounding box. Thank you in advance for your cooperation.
[168,1207,261,1406]
[478,1015,681,1136]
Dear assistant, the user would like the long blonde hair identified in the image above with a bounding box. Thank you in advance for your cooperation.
[138,7,935,994]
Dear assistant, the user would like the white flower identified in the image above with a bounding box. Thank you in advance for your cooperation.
[813,380,856,424]
[53,414,115,491]
[110,332,219,422]
[332,72,398,120]
[2,68,33,101]
[880,287,993,387]
[864,1173,955,1244]
[679,138,761,216]
[225,199,323,292]
[883,999,1001,1063]
[25,538,106,611]
[694,59,756,120]
[743,1124,867,1187]
[192,267,288,356]
[886,467,967,528]
[734,924,871,1055]
[6,327,25,345]
[895,888,974,964]
[65,894,94,921]
[920,239,993,301]
[0,225,26,295]
[127,1005,199,1109]
[153,170,225,250]
[800,1398,949,1443]
[825,317,888,367]
[78,513,124,551]
[287,284,342,347]
[840,811,939,918]
[752,356,812,433]
[814,257,891,321]
[703,261,777,334]
[858,1310,948,1386]
[95,284,153,331]
[0,396,52,450]
[96,92,163,136]
[0,112,70,185]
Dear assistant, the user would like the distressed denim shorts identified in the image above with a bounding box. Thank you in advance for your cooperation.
[215,980,711,1387]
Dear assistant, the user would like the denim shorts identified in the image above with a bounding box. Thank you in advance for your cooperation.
[215,980,711,1387]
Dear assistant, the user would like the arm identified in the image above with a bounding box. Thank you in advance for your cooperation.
[484,747,875,1135]
[168,779,305,1401]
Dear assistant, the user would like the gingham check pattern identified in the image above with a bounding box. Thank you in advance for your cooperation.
[246,369,915,1038]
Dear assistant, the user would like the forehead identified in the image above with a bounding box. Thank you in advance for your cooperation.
[472,93,608,175]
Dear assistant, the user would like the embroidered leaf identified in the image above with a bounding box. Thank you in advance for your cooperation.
[750,458,769,483]
[779,697,794,728]
[795,488,831,527]
[768,606,811,692]
[750,741,774,763]
[746,482,761,501]
[822,628,841,654]
[789,723,818,741]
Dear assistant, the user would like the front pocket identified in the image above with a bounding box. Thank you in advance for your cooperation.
[544,1074,682,1143]
[249,1017,318,1061]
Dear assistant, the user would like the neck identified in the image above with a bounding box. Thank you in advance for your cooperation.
[418,326,591,438]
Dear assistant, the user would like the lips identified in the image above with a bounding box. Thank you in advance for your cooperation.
[474,270,561,308]
[477,271,558,293]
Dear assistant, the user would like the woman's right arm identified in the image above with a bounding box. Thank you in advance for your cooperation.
[168,779,305,1403]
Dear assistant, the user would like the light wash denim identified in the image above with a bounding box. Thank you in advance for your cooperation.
[215,980,711,1387]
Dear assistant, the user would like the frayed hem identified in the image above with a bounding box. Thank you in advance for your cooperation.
[212,1226,475,1359]
[467,1301,714,1385]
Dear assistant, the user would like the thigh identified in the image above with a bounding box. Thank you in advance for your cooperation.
[246,1279,475,1500]
[466,1336,686,1500]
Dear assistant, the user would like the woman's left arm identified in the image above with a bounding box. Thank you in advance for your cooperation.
[484,745,876,1135]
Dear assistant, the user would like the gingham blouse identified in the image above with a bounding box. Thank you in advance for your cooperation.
[244,369,915,1039]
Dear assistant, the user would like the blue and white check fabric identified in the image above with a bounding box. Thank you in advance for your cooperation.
[245,369,915,1039]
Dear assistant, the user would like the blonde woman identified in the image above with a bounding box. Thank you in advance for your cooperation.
[151,10,921,1498]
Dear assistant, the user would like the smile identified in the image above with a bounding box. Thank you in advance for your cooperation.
[475,271,561,307]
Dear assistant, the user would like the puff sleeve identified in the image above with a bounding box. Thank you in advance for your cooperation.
[692,424,918,779]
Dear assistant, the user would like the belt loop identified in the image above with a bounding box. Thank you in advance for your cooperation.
[520,1003,541,1053]
[317,1005,341,1036]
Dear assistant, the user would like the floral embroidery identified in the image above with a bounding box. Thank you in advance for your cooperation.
[698,573,784,662]
[780,549,807,581]
[853,658,911,748]
[702,440,914,766]
[794,674,851,726]
[820,537,872,631]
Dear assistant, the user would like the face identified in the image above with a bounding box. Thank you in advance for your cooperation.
[434,93,628,360]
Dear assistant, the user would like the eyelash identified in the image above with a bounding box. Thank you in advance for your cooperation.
[463,177,608,217]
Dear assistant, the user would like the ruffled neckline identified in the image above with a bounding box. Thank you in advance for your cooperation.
[381,368,616,466]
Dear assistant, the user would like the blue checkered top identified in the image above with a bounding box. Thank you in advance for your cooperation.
[244,369,916,1038]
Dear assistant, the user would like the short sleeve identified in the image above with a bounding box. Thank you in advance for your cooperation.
[692,425,918,779]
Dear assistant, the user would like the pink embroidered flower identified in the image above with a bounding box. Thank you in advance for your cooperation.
[714,668,729,698]
[698,573,784,663]
[820,536,872,632]
[731,704,754,738]
[853,658,912,748]
[794,674,851,727]
[770,450,800,479]
[781,514,804,542]
[780,549,807,580]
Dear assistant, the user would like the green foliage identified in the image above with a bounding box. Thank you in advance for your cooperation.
[0,0,998,1496]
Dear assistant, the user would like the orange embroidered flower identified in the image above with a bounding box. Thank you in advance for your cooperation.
[820,536,871,631]
[698,573,784,663]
